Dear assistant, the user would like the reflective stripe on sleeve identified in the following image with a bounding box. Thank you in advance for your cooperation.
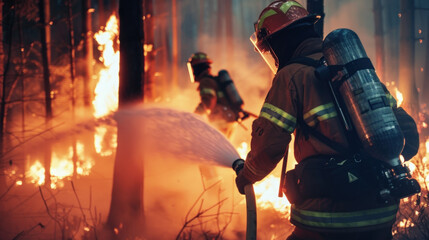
[200,88,216,96]
[291,204,398,229]
[303,103,338,127]
[217,91,225,98]
[260,103,296,133]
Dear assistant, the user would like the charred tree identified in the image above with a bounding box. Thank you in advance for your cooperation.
[39,0,52,188]
[82,0,94,107]
[106,0,144,238]
[307,0,324,37]
[143,0,155,101]
[66,0,79,179]
[97,0,105,28]
[0,0,9,196]
[373,0,386,82]
[39,0,52,120]
[171,0,178,90]
[423,15,429,111]
[66,0,76,111]
[225,0,233,58]
[399,0,419,118]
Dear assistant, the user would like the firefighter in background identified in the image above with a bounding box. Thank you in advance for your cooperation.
[187,52,247,139]
[234,1,420,240]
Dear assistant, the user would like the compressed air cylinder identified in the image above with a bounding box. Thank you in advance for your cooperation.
[322,28,404,167]
[217,70,244,110]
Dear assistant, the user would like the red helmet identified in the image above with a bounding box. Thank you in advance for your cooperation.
[188,52,213,67]
[187,52,213,83]
[254,0,320,52]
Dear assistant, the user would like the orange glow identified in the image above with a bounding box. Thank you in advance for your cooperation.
[254,175,290,215]
[237,142,248,159]
[93,14,119,118]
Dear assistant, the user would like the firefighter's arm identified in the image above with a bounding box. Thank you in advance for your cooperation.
[237,72,295,190]
[395,107,419,160]
[382,84,419,160]
[199,77,217,111]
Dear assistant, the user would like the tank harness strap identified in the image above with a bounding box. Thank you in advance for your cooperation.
[329,57,374,88]
[285,56,357,157]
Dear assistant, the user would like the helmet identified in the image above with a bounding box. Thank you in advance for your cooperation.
[187,52,213,83]
[253,1,319,52]
[188,52,213,67]
[250,1,320,73]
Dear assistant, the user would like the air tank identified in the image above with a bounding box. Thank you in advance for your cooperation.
[322,28,404,167]
[217,70,244,111]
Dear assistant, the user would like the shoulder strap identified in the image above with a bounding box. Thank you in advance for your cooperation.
[285,56,357,158]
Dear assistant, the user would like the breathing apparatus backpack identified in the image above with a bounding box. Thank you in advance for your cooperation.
[216,70,244,116]
[287,28,420,203]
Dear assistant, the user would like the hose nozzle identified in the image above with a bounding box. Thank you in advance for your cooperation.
[232,159,245,175]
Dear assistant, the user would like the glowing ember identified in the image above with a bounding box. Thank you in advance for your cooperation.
[93,14,119,118]
[395,88,403,107]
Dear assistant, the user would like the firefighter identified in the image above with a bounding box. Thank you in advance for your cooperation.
[234,1,420,240]
[187,52,245,139]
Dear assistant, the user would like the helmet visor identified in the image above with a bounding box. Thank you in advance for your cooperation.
[250,33,278,74]
[187,62,195,83]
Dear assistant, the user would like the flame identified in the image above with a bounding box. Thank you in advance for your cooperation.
[92,14,120,157]
[395,87,403,107]
[237,142,248,159]
[26,141,94,189]
[254,175,290,215]
[93,14,119,118]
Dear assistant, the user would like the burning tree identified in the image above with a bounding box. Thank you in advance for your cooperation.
[105,0,145,239]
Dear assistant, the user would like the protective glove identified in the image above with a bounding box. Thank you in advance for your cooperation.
[232,159,252,195]
[235,171,252,195]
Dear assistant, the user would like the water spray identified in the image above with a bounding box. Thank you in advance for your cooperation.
[114,106,257,238]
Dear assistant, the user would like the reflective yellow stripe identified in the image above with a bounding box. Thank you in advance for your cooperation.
[200,88,216,96]
[279,1,303,13]
[291,204,398,229]
[386,93,397,108]
[304,103,338,127]
[217,91,225,98]
[260,103,296,132]
[258,1,303,31]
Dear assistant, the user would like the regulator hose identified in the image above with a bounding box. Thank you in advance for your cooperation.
[232,159,257,240]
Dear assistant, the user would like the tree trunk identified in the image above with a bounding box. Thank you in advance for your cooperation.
[17,4,25,141]
[106,0,144,238]
[373,0,386,82]
[143,0,155,101]
[307,0,324,37]
[399,0,419,118]
[423,15,429,110]
[97,0,105,28]
[66,0,76,111]
[225,0,234,59]
[39,0,52,120]
[171,0,178,90]
[39,0,52,188]
[82,0,94,107]
[0,0,7,198]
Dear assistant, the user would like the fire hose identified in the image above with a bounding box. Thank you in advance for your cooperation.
[233,159,257,240]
